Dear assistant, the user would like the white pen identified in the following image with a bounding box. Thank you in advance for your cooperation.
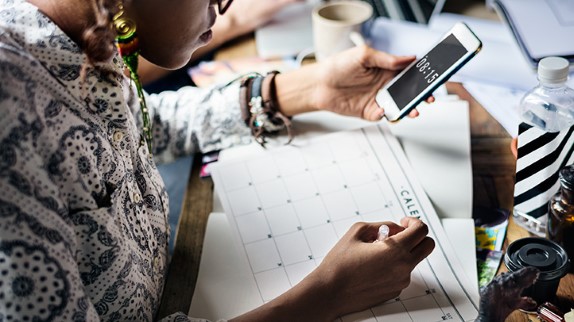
[349,31,366,47]
[375,224,390,243]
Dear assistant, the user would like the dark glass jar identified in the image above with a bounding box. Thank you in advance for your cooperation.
[547,165,574,273]
[504,237,570,305]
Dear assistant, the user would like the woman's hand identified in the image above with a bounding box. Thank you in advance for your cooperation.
[310,217,436,318]
[231,217,435,322]
[276,46,436,119]
[313,46,434,121]
[510,137,518,159]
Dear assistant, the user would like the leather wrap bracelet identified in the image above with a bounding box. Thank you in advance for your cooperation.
[239,71,293,147]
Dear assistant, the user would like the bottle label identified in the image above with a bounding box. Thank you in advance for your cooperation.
[514,122,574,235]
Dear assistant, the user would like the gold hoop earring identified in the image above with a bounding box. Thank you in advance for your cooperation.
[114,3,153,154]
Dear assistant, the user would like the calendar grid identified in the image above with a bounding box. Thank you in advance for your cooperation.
[212,124,479,321]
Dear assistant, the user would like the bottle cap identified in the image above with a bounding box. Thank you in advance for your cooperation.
[559,165,574,190]
[538,57,570,84]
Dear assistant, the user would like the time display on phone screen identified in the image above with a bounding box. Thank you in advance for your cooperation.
[388,34,468,111]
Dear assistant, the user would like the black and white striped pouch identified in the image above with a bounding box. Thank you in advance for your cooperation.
[513,122,574,236]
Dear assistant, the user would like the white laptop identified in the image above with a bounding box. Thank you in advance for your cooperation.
[255,0,447,59]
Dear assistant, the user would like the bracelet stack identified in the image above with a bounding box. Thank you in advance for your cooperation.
[239,71,293,147]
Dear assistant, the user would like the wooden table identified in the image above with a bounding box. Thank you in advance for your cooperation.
[157,37,574,322]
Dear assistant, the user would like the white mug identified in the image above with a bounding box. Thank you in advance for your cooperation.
[312,1,373,61]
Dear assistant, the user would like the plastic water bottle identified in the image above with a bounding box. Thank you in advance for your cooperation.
[520,57,574,131]
[513,57,574,236]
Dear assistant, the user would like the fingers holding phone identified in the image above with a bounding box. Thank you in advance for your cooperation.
[376,22,482,122]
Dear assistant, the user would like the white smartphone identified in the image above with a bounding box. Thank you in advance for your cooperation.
[376,22,482,122]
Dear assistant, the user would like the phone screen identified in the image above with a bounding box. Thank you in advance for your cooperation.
[387,34,468,111]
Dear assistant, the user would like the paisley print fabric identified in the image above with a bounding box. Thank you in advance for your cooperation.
[0,0,251,320]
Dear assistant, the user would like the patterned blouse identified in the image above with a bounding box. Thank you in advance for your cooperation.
[0,0,253,320]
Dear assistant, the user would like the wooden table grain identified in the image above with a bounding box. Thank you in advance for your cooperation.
[157,39,574,322]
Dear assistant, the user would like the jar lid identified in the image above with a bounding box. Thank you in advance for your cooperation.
[504,237,570,281]
[538,57,570,84]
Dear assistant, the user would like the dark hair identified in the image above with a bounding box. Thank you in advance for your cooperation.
[81,0,120,65]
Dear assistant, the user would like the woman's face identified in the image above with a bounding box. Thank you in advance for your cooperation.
[124,0,218,69]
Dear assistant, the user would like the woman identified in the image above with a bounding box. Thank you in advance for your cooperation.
[0,0,435,320]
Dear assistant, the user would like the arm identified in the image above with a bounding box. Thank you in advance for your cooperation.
[0,113,220,322]
[230,218,435,321]
[274,46,423,120]
[0,152,102,320]
[145,47,424,162]
[145,82,252,163]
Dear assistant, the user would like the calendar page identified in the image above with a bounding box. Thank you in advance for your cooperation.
[210,124,479,321]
